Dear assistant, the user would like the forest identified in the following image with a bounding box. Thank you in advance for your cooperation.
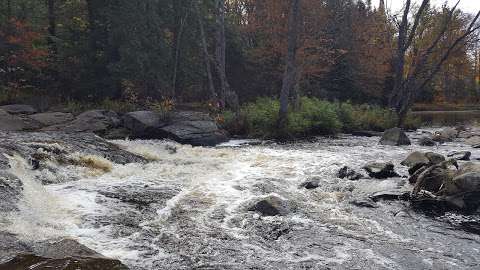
[1,0,480,137]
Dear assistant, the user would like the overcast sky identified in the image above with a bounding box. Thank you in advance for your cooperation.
[376,0,480,14]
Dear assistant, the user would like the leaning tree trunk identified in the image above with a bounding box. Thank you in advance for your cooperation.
[278,0,301,130]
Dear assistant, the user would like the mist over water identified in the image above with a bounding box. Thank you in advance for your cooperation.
[3,132,480,269]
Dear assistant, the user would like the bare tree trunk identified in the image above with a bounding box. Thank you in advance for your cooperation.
[195,4,216,100]
[215,0,239,112]
[47,0,57,54]
[278,0,301,130]
[7,0,12,18]
[171,12,187,98]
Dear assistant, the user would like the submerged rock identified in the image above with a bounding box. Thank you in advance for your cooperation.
[418,137,436,146]
[369,190,410,202]
[363,162,400,179]
[247,195,293,216]
[447,151,471,161]
[350,198,378,208]
[379,128,411,146]
[337,166,363,180]
[299,177,321,189]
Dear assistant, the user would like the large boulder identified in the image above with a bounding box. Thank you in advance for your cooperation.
[466,136,480,147]
[0,239,128,270]
[432,127,458,143]
[123,111,167,138]
[0,110,41,131]
[379,128,411,146]
[29,112,74,126]
[0,104,36,115]
[160,111,228,146]
[402,151,446,175]
[43,110,121,135]
[363,162,400,179]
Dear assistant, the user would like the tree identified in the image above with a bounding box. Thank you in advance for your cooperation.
[278,0,301,130]
[390,0,480,126]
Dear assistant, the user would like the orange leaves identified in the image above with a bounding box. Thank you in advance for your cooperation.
[1,18,49,70]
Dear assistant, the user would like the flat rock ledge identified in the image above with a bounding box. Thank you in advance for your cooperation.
[0,105,228,146]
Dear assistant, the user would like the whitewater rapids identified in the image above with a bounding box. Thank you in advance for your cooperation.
[2,132,480,269]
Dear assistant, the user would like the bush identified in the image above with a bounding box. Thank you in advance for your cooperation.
[222,97,422,139]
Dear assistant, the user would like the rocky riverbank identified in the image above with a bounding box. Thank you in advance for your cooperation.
[0,104,228,146]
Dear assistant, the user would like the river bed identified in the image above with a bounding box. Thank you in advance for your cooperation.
[2,131,480,269]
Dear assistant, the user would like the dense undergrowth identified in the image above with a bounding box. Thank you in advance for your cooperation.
[221,97,421,139]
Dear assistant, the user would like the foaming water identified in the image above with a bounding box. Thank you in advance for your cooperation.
[3,133,480,269]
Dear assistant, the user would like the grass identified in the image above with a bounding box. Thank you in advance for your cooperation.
[221,97,421,139]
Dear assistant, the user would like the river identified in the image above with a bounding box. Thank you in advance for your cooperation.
[3,131,480,269]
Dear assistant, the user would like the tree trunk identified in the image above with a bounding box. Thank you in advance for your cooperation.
[7,0,11,18]
[196,4,217,100]
[215,0,239,112]
[47,0,57,54]
[278,0,301,130]
[171,14,187,98]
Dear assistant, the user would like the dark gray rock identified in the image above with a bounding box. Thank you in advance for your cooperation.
[299,177,321,189]
[337,166,363,180]
[350,198,378,208]
[29,112,74,126]
[401,151,429,168]
[466,136,480,146]
[425,152,446,165]
[418,137,436,146]
[159,111,228,146]
[123,111,167,138]
[447,151,471,161]
[0,171,23,212]
[0,104,36,115]
[43,110,121,135]
[247,195,293,216]
[369,190,410,202]
[0,110,41,131]
[379,128,411,146]
[363,162,400,179]
[0,239,128,270]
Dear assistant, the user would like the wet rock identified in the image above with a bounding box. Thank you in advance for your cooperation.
[425,152,446,165]
[123,111,167,139]
[0,110,41,131]
[299,177,320,189]
[0,104,36,115]
[466,136,480,146]
[0,239,128,270]
[43,110,121,135]
[455,162,480,176]
[0,132,144,168]
[337,166,363,180]
[379,128,411,146]
[30,112,74,126]
[432,127,458,143]
[103,127,132,140]
[401,151,429,168]
[369,190,410,202]
[363,162,400,179]
[247,195,292,216]
[447,151,471,161]
[159,111,228,146]
[418,137,436,146]
[350,198,378,208]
